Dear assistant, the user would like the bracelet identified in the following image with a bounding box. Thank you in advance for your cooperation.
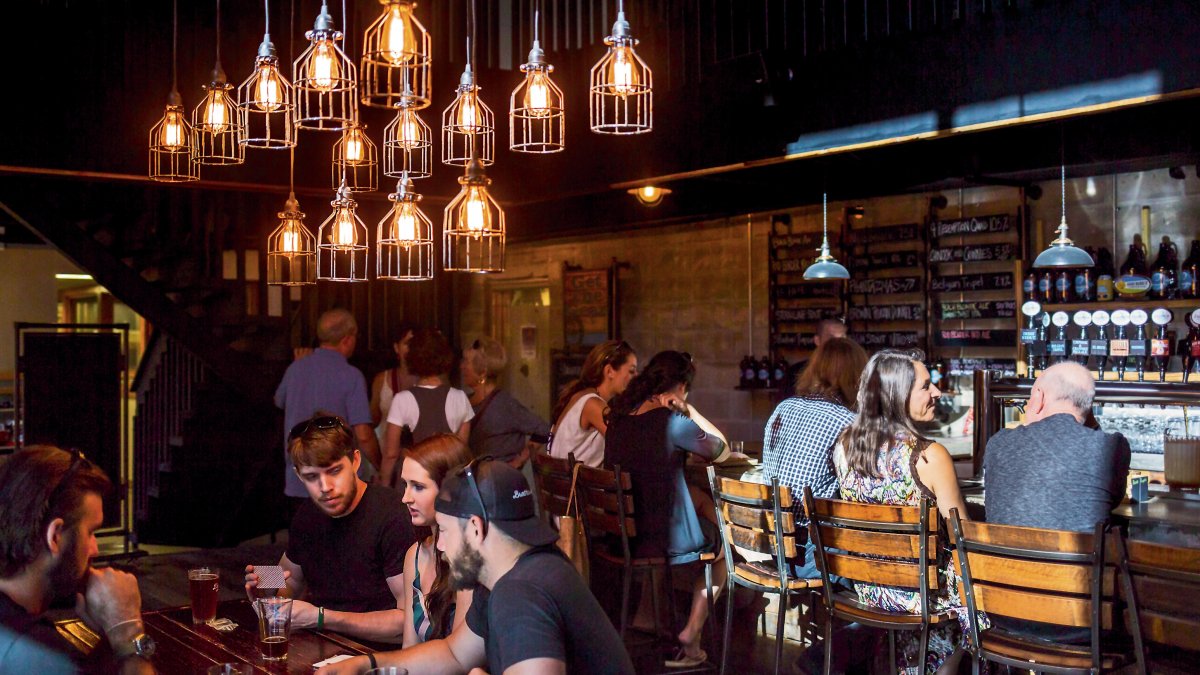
[367,653,377,670]
[317,606,324,630]
[104,618,143,636]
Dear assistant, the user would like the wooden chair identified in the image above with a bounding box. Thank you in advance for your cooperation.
[949,511,1133,674]
[577,463,717,667]
[803,488,950,675]
[1115,531,1200,675]
[531,451,577,525]
[708,468,821,675]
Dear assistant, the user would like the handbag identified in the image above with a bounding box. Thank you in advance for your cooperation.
[557,463,590,583]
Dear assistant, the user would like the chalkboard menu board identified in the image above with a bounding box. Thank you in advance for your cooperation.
[563,267,612,348]
[768,214,843,351]
[844,218,928,355]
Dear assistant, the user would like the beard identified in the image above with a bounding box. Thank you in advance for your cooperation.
[47,529,89,606]
[447,539,485,591]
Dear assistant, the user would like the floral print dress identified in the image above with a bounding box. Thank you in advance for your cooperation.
[831,433,986,675]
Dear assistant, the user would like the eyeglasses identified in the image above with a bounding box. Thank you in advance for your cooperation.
[46,447,89,511]
[288,415,351,442]
[459,455,494,533]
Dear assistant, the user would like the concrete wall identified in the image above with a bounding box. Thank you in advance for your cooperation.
[0,247,84,375]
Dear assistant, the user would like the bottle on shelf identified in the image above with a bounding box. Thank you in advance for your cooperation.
[1037,270,1053,303]
[1073,247,1096,302]
[1180,240,1199,299]
[1121,234,1149,276]
[1095,247,1115,302]
[1117,235,1151,298]
[1055,269,1074,304]
[739,355,755,388]
[1023,269,1040,302]
[756,356,772,389]
[1185,309,1200,383]
[772,355,788,391]
[1150,236,1179,300]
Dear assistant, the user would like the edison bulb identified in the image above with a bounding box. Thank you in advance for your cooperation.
[343,128,366,165]
[464,187,489,235]
[308,40,341,91]
[160,108,187,148]
[456,91,479,130]
[254,63,285,111]
[397,111,422,148]
[641,186,658,201]
[609,46,639,96]
[331,209,358,248]
[523,71,552,117]
[280,222,302,255]
[380,3,417,65]
[392,205,419,246]
[201,89,231,133]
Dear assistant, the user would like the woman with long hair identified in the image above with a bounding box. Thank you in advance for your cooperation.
[763,337,867,580]
[399,434,476,646]
[548,340,638,467]
[604,351,728,668]
[832,349,980,675]
[461,337,550,468]
[370,325,419,429]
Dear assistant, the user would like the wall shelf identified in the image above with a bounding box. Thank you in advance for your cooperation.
[1035,298,1199,312]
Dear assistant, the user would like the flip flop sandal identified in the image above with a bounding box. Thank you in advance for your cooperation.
[664,647,707,669]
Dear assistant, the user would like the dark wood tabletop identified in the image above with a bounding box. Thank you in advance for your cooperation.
[1111,495,1200,528]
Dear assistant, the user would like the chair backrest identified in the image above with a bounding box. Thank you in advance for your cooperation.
[575,464,637,558]
[531,451,575,519]
[1118,532,1200,654]
[950,511,1113,668]
[708,468,799,588]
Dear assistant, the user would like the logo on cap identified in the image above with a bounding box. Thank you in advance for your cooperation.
[512,489,532,500]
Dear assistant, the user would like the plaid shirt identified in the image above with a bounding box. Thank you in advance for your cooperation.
[762,396,856,521]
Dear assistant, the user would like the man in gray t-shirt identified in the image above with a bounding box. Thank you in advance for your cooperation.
[984,362,1131,533]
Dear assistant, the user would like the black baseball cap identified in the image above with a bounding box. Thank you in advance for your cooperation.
[436,458,558,547]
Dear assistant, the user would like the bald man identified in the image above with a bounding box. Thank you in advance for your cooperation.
[983,362,1131,533]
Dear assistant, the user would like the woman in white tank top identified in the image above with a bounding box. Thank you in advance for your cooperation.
[548,340,638,468]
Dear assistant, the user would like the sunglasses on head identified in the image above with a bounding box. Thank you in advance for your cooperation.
[289,415,351,442]
[46,447,90,510]
[458,455,494,533]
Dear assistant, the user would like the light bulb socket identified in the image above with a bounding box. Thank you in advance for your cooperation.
[392,177,421,202]
[526,40,546,65]
[313,0,335,31]
[610,11,631,38]
[167,90,183,107]
[284,192,301,214]
[461,157,490,185]
[459,65,475,87]
[210,61,228,85]
[257,36,277,58]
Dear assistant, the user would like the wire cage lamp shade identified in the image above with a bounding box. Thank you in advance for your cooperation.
[294,0,359,131]
[802,193,850,280]
[317,183,370,282]
[378,177,434,280]
[238,42,296,149]
[1033,165,1096,268]
[267,194,317,285]
[361,0,432,110]
[589,8,652,135]
[510,42,564,153]
[193,72,246,165]
[332,125,379,192]
[444,159,505,273]
[442,69,495,167]
[384,102,432,179]
[149,97,201,182]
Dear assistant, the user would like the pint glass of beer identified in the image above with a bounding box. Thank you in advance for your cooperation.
[1164,430,1200,488]
[255,596,293,661]
[188,567,219,624]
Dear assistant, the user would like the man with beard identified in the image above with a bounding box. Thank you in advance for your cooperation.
[245,415,414,643]
[316,458,633,675]
[0,446,155,673]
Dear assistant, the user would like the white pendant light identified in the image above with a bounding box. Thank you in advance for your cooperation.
[802,193,850,280]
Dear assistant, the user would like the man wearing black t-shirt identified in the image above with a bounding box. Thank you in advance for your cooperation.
[246,415,414,643]
[316,458,633,675]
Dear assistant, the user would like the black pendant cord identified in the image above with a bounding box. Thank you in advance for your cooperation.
[171,0,179,95]
[289,0,295,63]
[214,0,222,74]
[263,0,270,40]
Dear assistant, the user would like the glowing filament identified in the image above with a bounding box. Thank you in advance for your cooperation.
[391,205,419,247]
[380,3,417,65]
[280,221,302,254]
[308,40,341,91]
[254,63,284,111]
[523,72,551,117]
[331,209,358,248]
[397,111,422,147]
[456,91,479,130]
[160,108,187,148]
[464,187,490,236]
[641,186,657,200]
[343,128,366,165]
[609,46,639,96]
[201,89,231,133]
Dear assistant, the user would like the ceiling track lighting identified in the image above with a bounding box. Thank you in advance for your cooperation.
[193,0,246,166]
[149,0,200,182]
[361,0,431,110]
[317,181,370,282]
[509,2,564,154]
[384,88,432,179]
[589,0,652,135]
[378,175,434,280]
[294,0,359,131]
[332,125,379,192]
[802,193,851,280]
[1032,164,1095,268]
[238,0,296,150]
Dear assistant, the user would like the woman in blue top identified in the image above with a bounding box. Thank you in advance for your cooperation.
[399,434,475,646]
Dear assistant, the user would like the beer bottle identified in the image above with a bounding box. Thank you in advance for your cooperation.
[1073,247,1096,302]
[757,356,772,389]
[1150,236,1178,300]
[1023,270,1040,302]
[1096,247,1116,301]
[1179,240,1199,299]
[739,356,754,388]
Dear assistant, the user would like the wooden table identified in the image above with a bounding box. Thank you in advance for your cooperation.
[1112,495,1200,547]
[56,600,380,674]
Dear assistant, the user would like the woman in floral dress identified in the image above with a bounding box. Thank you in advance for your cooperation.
[831,349,986,675]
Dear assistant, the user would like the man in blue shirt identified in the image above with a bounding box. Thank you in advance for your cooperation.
[275,309,379,506]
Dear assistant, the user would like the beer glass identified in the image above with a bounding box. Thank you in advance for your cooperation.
[188,567,219,624]
[255,596,293,661]
[1164,428,1200,488]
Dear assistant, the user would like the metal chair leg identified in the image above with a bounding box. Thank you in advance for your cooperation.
[649,568,664,647]
[774,591,786,675]
[619,563,632,640]
[971,655,980,675]
[918,626,929,675]
[822,610,833,675]
[719,576,734,675]
[887,629,896,675]
[704,562,717,664]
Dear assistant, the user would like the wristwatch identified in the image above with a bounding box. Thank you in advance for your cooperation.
[115,632,157,660]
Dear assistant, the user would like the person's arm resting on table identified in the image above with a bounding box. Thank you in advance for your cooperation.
[316,572,406,642]
[315,616,486,675]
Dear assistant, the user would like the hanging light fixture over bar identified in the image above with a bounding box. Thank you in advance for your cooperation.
[361,0,431,110]
[802,193,850,280]
[193,0,245,165]
[238,0,295,149]
[509,2,564,154]
[317,181,370,282]
[378,176,434,280]
[1033,164,1095,268]
[269,147,316,285]
[442,7,494,168]
[384,86,432,179]
[589,0,652,135]
[149,0,200,182]
[332,125,379,192]
[294,0,358,131]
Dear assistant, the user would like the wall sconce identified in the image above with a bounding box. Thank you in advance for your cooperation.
[628,185,670,206]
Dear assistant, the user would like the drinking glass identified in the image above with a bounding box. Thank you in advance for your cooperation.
[206,665,254,675]
[188,567,219,624]
[1164,428,1200,488]
[254,596,293,661]
[366,669,409,675]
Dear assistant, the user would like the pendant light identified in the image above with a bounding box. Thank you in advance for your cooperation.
[294,0,358,131]
[444,0,504,273]
[361,0,431,110]
[509,2,564,153]
[628,185,670,206]
[378,175,434,280]
[442,3,494,168]
[1032,164,1095,268]
[149,0,200,182]
[332,124,379,192]
[802,193,850,280]
[589,0,652,135]
[268,148,317,285]
[383,82,432,179]
[238,0,296,149]
[192,0,245,165]
[317,181,370,282]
